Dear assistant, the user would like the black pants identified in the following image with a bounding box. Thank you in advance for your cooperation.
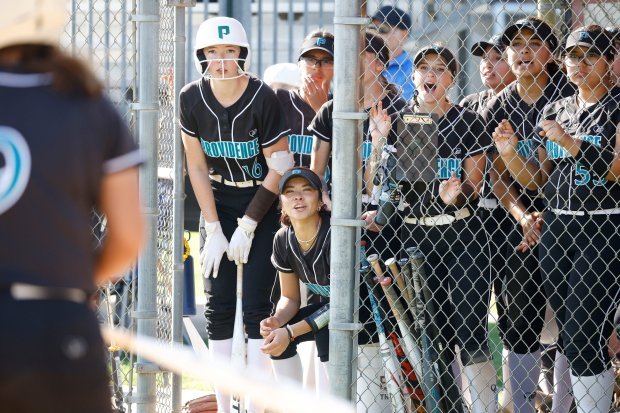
[402,215,492,366]
[501,222,547,354]
[539,212,620,376]
[272,303,330,362]
[200,182,280,340]
[0,298,111,413]
[477,206,513,342]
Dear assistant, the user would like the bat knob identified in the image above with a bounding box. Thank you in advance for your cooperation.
[381,276,392,286]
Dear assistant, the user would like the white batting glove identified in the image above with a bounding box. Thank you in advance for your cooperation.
[227,215,258,265]
[200,221,228,279]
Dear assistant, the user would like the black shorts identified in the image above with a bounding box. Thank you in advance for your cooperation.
[0,297,111,413]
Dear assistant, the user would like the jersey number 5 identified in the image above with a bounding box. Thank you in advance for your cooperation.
[575,162,606,186]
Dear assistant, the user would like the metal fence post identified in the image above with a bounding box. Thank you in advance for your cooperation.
[329,0,365,402]
[170,2,194,410]
[135,0,161,411]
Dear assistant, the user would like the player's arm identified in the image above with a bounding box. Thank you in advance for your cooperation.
[493,120,542,190]
[462,152,485,200]
[310,137,331,180]
[182,132,218,222]
[95,166,144,285]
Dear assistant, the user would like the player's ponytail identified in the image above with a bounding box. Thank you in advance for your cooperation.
[0,44,103,98]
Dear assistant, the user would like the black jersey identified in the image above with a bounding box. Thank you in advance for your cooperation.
[309,91,407,194]
[179,76,290,183]
[481,70,576,209]
[460,89,497,200]
[275,88,317,168]
[0,71,141,291]
[541,87,620,211]
[271,216,331,298]
[459,89,495,114]
[408,105,490,217]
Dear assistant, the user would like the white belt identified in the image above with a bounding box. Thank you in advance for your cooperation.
[404,207,471,226]
[478,197,498,210]
[210,174,263,188]
[550,208,620,216]
[6,283,88,303]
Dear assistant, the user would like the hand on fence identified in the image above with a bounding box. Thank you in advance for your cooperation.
[260,327,291,357]
[540,119,571,147]
[439,174,463,205]
[259,316,281,338]
[369,100,392,141]
[362,210,383,232]
[302,75,330,112]
[493,119,519,157]
[515,211,543,252]
[227,216,258,265]
[201,221,229,279]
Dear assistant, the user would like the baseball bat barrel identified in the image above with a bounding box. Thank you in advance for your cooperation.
[362,266,407,413]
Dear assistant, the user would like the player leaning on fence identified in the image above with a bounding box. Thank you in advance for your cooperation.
[495,25,620,413]
[0,1,144,412]
[371,44,497,413]
[482,17,578,413]
[179,16,292,413]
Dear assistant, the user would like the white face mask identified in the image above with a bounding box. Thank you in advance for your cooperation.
[198,57,247,81]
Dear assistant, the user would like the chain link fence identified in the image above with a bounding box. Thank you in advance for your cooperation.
[346,1,620,412]
[63,0,620,412]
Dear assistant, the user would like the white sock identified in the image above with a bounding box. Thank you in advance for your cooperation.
[571,369,614,413]
[501,348,514,413]
[316,361,330,397]
[507,350,540,413]
[551,351,573,413]
[463,360,498,413]
[208,338,233,413]
[272,353,303,383]
[246,338,272,413]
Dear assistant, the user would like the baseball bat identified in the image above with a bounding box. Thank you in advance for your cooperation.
[362,265,407,413]
[231,263,246,413]
[385,258,413,311]
[405,247,464,413]
[368,254,425,392]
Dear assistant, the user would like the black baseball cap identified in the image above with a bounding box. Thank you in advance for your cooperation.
[365,32,390,66]
[371,6,412,31]
[565,29,616,57]
[413,45,458,76]
[298,35,334,60]
[471,34,505,57]
[501,17,559,52]
[278,168,323,194]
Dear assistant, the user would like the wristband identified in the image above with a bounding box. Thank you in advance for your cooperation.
[304,303,330,334]
[575,140,614,178]
[285,325,295,343]
[245,185,278,222]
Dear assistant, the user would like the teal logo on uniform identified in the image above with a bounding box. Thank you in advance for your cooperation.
[437,158,462,179]
[217,25,230,39]
[545,141,570,160]
[362,141,373,160]
[0,126,31,215]
[517,139,537,159]
[579,31,590,42]
[288,135,313,155]
[316,38,326,47]
[200,137,259,159]
[574,135,606,186]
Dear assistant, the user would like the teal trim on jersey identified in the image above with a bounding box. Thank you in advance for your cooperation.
[288,134,313,155]
[200,138,259,159]
[362,141,373,160]
[436,158,462,179]
[305,283,330,298]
